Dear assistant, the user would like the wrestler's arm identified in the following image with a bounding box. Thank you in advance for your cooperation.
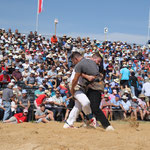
[71,72,81,96]
[81,73,96,81]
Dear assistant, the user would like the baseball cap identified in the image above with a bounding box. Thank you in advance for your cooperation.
[31,70,35,74]
[44,76,49,79]
[124,90,129,93]
[22,89,27,94]
[23,109,28,113]
[132,96,137,99]
[115,94,120,98]
[7,83,14,87]
[11,79,15,83]
[15,67,19,69]
[39,85,44,88]
[106,74,109,78]
[115,83,119,86]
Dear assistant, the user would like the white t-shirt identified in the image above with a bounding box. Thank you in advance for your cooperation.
[142,82,150,96]
[0,98,3,107]
[120,100,131,111]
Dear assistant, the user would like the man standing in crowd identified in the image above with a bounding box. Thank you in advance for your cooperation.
[142,78,150,107]
[19,90,30,109]
[2,83,14,121]
[120,64,130,89]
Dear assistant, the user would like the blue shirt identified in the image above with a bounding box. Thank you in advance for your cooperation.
[104,87,112,94]
[63,96,69,106]
[36,77,44,85]
[111,99,121,109]
[120,68,130,80]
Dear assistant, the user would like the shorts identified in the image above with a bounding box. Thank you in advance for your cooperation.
[145,96,150,102]
[36,116,50,123]
[9,116,17,123]
[120,80,129,87]
[67,98,75,109]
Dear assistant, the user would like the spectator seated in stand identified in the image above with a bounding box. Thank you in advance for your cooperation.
[34,90,51,109]
[12,67,23,83]
[18,90,31,112]
[34,85,44,99]
[111,94,123,120]
[100,94,112,120]
[57,76,68,97]
[47,90,66,121]
[25,71,37,88]
[0,71,11,87]
[130,96,140,120]
[120,95,131,119]
[35,104,54,123]
[137,94,149,120]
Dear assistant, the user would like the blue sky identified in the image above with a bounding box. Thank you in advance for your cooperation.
[0,0,150,44]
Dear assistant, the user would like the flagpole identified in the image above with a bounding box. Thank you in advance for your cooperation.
[148,8,150,42]
[36,0,39,32]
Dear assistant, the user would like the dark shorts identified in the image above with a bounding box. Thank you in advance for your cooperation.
[120,80,129,87]
[67,99,75,109]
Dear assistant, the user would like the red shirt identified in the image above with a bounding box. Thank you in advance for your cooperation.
[107,65,113,71]
[12,71,22,80]
[51,36,58,44]
[0,74,11,83]
[14,113,27,123]
[35,94,46,106]
[1,66,8,71]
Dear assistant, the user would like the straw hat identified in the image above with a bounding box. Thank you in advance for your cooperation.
[44,90,51,96]
[132,96,137,99]
[62,76,68,80]
[114,78,120,84]
[58,72,63,76]
[139,94,145,98]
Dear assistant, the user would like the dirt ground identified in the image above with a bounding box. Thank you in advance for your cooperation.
[0,120,150,150]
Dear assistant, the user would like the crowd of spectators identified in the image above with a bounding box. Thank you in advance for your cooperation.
[0,28,150,124]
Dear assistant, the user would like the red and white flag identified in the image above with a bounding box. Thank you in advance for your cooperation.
[38,0,43,14]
